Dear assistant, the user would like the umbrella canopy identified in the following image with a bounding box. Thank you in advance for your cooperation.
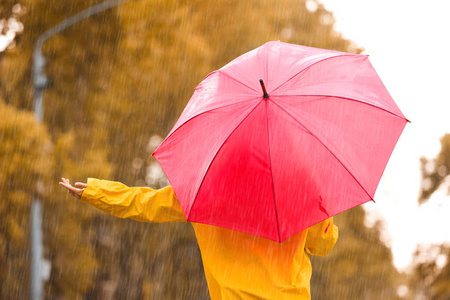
[153,41,408,242]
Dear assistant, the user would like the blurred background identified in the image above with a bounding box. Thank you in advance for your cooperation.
[0,0,449,299]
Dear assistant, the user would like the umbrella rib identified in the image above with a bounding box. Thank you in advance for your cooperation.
[219,70,260,93]
[270,54,359,94]
[277,94,409,122]
[264,100,282,243]
[186,100,264,220]
[271,100,375,201]
[155,98,261,152]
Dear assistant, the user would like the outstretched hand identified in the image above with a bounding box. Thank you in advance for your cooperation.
[59,178,87,199]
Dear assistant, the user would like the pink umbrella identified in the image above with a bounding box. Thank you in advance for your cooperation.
[153,41,408,242]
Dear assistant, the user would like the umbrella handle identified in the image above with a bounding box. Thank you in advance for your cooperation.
[259,79,269,99]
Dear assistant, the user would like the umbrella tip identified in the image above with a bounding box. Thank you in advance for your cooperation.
[371,198,376,203]
[259,79,269,99]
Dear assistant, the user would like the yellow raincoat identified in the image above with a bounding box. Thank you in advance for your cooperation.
[81,178,338,299]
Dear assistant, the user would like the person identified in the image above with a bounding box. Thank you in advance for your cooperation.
[59,177,338,299]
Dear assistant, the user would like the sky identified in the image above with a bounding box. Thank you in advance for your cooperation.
[317,0,450,270]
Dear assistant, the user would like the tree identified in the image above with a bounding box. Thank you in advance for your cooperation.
[1,1,116,297]
[411,133,450,300]
[419,133,450,203]
[0,100,53,299]
[310,207,401,300]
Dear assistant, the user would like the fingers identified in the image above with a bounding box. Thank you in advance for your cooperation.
[59,178,85,199]
[59,178,82,191]
[60,178,72,187]
[75,182,87,188]
[59,181,76,192]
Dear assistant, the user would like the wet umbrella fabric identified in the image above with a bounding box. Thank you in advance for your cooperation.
[153,41,408,242]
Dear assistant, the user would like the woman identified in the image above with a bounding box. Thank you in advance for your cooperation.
[60,177,338,299]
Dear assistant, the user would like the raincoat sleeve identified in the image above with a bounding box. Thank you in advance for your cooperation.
[80,178,186,223]
[305,218,338,257]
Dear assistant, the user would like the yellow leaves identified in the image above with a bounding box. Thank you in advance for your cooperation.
[6,215,26,244]
[337,258,358,278]
[122,35,141,52]
[142,280,154,300]
[54,128,112,181]
[54,244,99,295]
[0,99,56,296]
[0,101,53,177]
[432,277,450,300]
[54,131,77,178]
[0,46,30,93]
[0,234,5,257]
[48,213,99,296]
[43,34,68,54]
[9,190,29,206]
[0,101,54,206]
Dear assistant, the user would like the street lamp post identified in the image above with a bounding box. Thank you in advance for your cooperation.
[31,1,127,299]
